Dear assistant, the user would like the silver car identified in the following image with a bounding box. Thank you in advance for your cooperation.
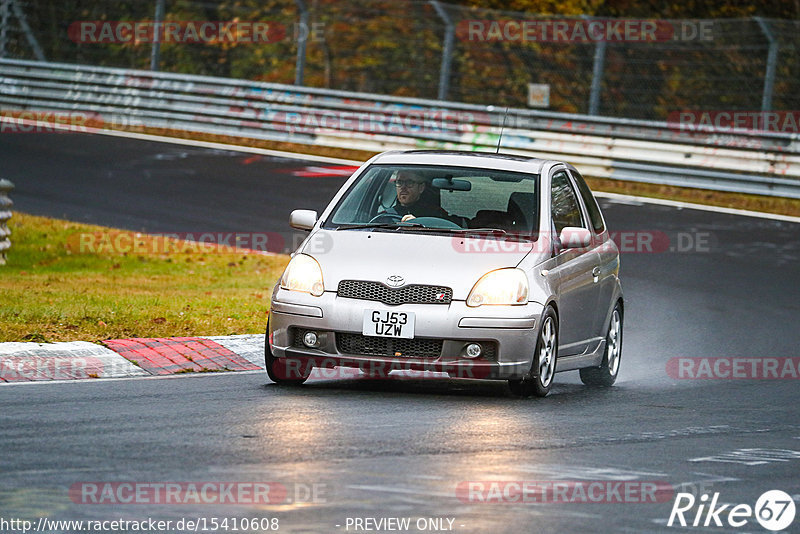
[267,150,623,397]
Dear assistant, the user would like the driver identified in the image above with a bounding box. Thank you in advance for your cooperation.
[388,170,447,222]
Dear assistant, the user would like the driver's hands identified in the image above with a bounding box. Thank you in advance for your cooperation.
[401,214,416,222]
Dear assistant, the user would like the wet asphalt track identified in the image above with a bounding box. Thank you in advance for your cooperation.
[1,132,799,533]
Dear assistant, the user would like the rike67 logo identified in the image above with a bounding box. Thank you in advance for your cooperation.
[668,490,796,531]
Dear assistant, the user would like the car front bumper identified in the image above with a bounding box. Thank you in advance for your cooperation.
[268,287,544,380]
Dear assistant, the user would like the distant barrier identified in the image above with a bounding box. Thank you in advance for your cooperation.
[1,58,799,198]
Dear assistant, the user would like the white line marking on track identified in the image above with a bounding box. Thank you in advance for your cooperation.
[689,448,800,465]
[92,128,361,165]
[10,118,361,165]
[517,464,668,480]
[596,191,800,223]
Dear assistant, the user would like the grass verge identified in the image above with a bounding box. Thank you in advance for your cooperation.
[0,212,288,343]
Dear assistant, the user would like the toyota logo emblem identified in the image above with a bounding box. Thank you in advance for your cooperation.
[386,275,405,287]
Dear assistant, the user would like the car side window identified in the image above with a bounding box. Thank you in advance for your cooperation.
[550,170,584,234]
[570,169,606,234]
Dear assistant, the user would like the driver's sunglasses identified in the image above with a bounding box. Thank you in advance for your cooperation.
[395,180,423,188]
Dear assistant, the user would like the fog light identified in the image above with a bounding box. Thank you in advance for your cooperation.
[465,343,482,358]
[303,331,319,348]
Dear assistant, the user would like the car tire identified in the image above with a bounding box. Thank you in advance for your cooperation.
[265,323,311,385]
[580,302,622,387]
[508,306,558,398]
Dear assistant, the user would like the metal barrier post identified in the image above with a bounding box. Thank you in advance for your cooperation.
[0,0,10,59]
[0,179,14,265]
[588,39,607,116]
[10,0,44,60]
[150,0,166,71]
[294,0,309,86]
[755,17,778,112]
[430,0,454,101]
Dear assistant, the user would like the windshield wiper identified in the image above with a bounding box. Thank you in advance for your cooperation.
[453,227,507,235]
[388,225,483,233]
[389,227,536,240]
[335,222,424,230]
[452,228,538,241]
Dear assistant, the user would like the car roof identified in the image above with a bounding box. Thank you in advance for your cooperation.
[370,150,551,174]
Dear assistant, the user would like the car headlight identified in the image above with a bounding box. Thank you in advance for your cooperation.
[467,268,529,307]
[280,254,325,296]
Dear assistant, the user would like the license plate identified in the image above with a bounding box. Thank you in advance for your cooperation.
[362,310,415,339]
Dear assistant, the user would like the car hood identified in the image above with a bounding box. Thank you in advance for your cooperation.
[300,228,541,300]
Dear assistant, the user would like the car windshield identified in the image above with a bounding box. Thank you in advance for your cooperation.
[324,164,540,235]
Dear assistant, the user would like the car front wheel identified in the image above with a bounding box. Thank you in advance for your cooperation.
[265,323,311,385]
[509,306,558,398]
[580,302,622,387]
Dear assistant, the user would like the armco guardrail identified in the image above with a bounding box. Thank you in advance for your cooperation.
[0,179,14,266]
[1,58,799,198]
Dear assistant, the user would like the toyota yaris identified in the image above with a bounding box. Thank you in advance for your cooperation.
[267,150,623,397]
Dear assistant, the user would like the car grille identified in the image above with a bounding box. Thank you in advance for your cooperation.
[337,280,452,305]
[336,333,443,359]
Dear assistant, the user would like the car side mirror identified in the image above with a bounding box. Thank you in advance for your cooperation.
[289,209,318,231]
[559,227,592,249]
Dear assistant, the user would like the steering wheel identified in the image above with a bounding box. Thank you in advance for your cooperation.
[368,212,404,224]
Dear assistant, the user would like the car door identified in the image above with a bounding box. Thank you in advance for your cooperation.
[569,167,618,339]
[549,169,601,356]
